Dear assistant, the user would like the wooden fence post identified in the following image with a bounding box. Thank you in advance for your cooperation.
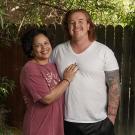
[130,26,135,135]
[120,25,132,135]
[96,24,105,44]
[114,25,123,135]
[106,25,114,50]
[55,23,65,46]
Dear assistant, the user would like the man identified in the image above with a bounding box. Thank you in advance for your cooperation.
[51,9,121,135]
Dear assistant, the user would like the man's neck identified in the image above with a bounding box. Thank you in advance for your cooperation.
[70,37,93,54]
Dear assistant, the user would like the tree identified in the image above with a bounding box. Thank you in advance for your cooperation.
[0,0,134,27]
[0,0,134,45]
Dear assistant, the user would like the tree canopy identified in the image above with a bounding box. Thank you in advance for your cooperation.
[0,0,134,29]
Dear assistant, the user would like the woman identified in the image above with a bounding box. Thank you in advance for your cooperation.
[20,28,78,135]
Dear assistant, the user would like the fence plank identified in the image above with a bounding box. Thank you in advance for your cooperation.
[46,24,56,49]
[55,23,65,46]
[130,26,135,135]
[96,25,105,44]
[106,25,114,50]
[0,43,25,127]
[114,25,123,135]
[120,25,132,135]
[114,25,123,76]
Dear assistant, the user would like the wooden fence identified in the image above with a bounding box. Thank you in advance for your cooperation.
[0,24,135,135]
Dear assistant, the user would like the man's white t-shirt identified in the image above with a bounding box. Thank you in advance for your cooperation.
[51,41,119,123]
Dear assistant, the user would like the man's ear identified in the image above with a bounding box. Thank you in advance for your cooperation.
[87,23,90,30]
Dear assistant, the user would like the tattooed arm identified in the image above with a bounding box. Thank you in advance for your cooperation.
[105,70,121,124]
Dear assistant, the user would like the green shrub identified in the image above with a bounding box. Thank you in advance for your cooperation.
[0,76,15,103]
[0,76,15,128]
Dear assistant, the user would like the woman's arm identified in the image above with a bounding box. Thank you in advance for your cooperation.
[41,63,78,104]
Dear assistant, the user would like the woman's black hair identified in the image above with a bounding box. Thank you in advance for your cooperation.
[20,27,51,58]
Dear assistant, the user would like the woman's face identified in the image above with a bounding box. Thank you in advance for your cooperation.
[32,34,52,62]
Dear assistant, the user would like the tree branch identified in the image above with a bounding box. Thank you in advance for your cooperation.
[38,2,67,12]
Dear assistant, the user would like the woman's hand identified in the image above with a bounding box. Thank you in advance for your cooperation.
[41,63,79,104]
[63,63,78,82]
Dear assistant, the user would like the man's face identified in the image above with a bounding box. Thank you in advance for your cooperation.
[68,12,90,41]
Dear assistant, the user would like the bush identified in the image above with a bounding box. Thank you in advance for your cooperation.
[0,76,15,127]
[0,76,15,103]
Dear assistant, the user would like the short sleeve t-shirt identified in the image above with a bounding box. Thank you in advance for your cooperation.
[20,61,64,135]
[51,41,119,123]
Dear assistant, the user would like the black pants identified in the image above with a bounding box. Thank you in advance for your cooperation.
[64,118,115,135]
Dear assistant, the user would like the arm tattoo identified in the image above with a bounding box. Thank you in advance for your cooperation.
[105,70,121,118]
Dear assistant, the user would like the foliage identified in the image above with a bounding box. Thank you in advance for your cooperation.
[0,104,9,127]
[0,76,15,103]
[0,76,15,128]
[0,0,134,27]
[0,0,134,46]
[124,1,135,26]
